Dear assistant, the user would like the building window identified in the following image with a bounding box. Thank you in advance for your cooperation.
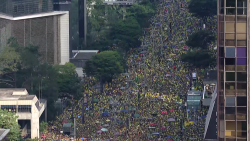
[226,23,235,33]
[225,107,235,120]
[226,97,235,106]
[225,82,235,96]
[236,23,246,33]
[237,8,247,15]
[225,58,235,65]
[237,97,247,106]
[219,58,224,70]
[225,34,235,46]
[237,33,246,40]
[237,58,246,65]
[237,72,247,82]
[225,121,236,137]
[237,83,247,96]
[18,105,31,113]
[226,72,235,81]
[226,47,235,57]
[237,47,246,57]
[226,8,236,15]
[226,0,236,7]
[237,107,247,120]
[237,0,247,8]
[1,105,16,112]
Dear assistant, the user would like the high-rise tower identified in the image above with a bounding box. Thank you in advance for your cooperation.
[217,0,248,140]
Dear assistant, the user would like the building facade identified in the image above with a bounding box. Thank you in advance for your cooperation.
[0,0,70,65]
[217,0,248,140]
[0,88,47,139]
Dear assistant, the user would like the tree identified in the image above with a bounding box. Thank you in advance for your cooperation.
[127,0,156,28]
[0,109,21,140]
[0,38,20,74]
[40,121,48,134]
[110,17,141,51]
[181,50,216,68]
[83,51,123,83]
[54,62,82,99]
[186,30,216,49]
[188,0,217,21]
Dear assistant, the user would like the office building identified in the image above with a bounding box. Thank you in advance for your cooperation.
[0,0,70,64]
[0,88,47,139]
[217,0,248,140]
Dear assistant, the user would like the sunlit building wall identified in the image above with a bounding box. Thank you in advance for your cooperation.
[217,0,248,140]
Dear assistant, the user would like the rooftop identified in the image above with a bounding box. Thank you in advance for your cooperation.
[71,50,99,60]
[0,88,35,101]
[0,11,68,20]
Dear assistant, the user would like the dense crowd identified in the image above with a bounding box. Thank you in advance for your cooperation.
[47,0,217,140]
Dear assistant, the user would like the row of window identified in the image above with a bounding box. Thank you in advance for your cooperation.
[220,22,246,33]
[220,8,247,15]
[221,72,247,81]
[220,0,247,8]
[219,15,246,22]
[219,47,246,58]
[224,96,247,107]
[225,107,247,120]
[1,105,31,113]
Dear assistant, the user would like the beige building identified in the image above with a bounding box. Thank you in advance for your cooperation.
[0,88,47,139]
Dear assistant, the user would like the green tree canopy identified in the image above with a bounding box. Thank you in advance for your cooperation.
[83,51,123,83]
[186,30,216,49]
[188,0,217,20]
[0,109,21,140]
[181,50,216,68]
[0,38,20,74]
[54,62,82,99]
[110,17,141,51]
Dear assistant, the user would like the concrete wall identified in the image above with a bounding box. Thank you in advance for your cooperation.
[59,12,69,64]
[11,16,59,64]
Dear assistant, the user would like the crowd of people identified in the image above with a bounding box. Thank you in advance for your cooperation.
[47,0,217,140]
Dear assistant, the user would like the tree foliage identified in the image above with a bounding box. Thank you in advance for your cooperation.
[0,38,20,74]
[181,50,216,68]
[54,62,82,99]
[186,30,216,49]
[188,0,217,20]
[0,38,82,120]
[110,17,142,52]
[84,51,123,82]
[85,0,156,52]
[0,109,21,140]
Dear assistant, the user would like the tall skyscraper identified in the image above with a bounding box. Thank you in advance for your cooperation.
[217,0,248,140]
[79,0,87,47]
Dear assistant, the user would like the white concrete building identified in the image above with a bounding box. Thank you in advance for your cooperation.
[0,88,47,139]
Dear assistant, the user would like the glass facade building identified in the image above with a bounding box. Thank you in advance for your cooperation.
[217,0,248,140]
[0,0,53,17]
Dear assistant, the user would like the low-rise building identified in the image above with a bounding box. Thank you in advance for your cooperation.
[0,88,47,139]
